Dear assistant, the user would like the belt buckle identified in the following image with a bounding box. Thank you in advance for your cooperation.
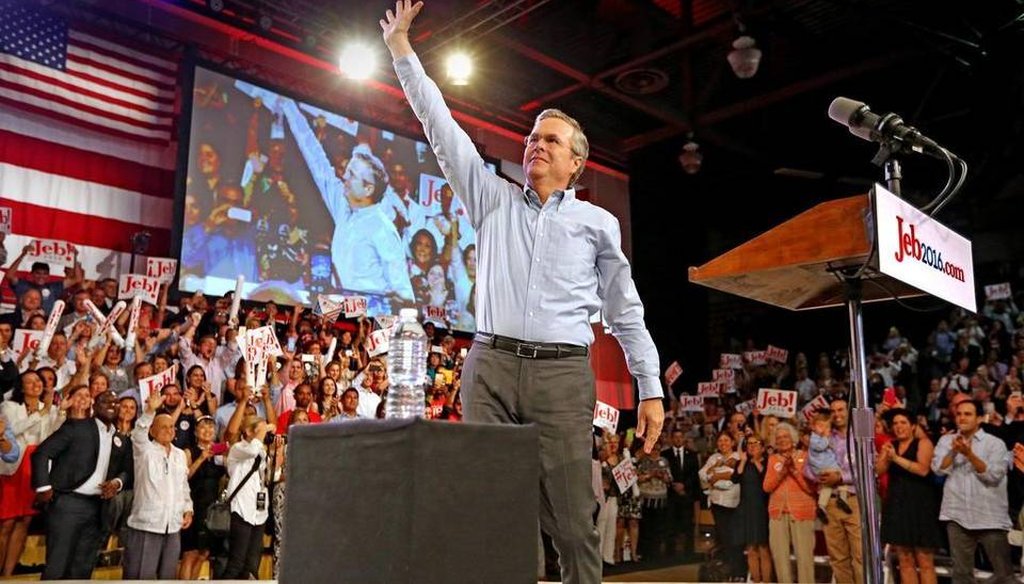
[515,342,539,359]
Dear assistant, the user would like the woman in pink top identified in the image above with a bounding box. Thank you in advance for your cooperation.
[762,422,816,584]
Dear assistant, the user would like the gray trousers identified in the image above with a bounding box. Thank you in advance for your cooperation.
[462,342,601,584]
[122,525,181,580]
[946,522,1014,584]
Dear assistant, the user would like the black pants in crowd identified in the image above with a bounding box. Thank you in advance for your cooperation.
[710,503,746,579]
[42,492,104,580]
[221,512,265,579]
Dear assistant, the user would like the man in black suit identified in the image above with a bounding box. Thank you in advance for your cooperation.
[31,387,133,580]
[662,428,700,557]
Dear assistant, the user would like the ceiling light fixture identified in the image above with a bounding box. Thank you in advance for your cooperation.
[446,52,473,86]
[206,0,224,13]
[679,141,703,174]
[256,12,274,32]
[339,43,376,80]
[727,35,761,79]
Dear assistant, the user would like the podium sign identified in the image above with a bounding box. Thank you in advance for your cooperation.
[874,185,976,312]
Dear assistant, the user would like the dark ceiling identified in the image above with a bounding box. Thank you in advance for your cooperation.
[142,0,1024,168]
[116,0,1024,234]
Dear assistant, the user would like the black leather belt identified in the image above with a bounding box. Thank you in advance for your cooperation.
[474,333,588,359]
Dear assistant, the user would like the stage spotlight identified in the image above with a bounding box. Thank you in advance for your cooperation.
[446,52,472,86]
[727,35,761,79]
[206,0,224,13]
[339,43,376,80]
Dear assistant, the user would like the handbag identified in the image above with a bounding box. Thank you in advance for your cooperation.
[205,455,261,537]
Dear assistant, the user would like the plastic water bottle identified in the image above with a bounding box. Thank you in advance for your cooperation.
[385,308,428,419]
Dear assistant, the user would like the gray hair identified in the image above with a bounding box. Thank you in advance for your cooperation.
[535,109,589,187]
[774,422,799,445]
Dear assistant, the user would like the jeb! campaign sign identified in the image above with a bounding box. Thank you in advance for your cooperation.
[756,388,798,418]
[875,184,976,312]
[27,239,75,268]
[12,329,43,355]
[593,401,620,433]
[664,361,683,387]
[146,257,178,285]
[118,274,160,305]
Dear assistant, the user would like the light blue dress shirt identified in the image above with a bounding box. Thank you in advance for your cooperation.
[395,54,662,400]
[932,428,1012,530]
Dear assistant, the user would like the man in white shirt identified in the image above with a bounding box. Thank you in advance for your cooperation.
[123,392,193,580]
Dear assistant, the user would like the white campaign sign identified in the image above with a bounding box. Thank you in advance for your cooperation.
[367,329,390,357]
[698,382,721,397]
[735,400,755,416]
[139,364,178,406]
[342,296,368,318]
[664,361,683,387]
[593,401,620,433]
[712,369,735,384]
[26,239,76,268]
[12,329,44,355]
[744,351,767,366]
[145,257,178,285]
[118,274,160,305]
[756,388,798,418]
[611,457,638,494]
[801,395,830,421]
[720,353,743,369]
[875,184,976,312]
[985,283,1012,301]
[765,345,789,364]
[678,395,704,412]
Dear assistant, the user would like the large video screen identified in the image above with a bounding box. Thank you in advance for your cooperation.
[178,65,489,332]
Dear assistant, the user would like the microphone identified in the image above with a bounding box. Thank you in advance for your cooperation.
[828,97,949,159]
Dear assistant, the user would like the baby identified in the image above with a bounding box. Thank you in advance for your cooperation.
[808,412,851,523]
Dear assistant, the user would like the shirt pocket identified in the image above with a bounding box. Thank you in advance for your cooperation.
[547,217,596,284]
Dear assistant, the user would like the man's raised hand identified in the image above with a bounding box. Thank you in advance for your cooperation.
[380,1,423,60]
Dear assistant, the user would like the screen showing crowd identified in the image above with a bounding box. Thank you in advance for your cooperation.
[178,65,489,332]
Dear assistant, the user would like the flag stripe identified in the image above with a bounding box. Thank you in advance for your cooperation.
[1,163,174,229]
[0,60,174,123]
[0,87,171,141]
[64,64,176,106]
[69,30,177,75]
[0,129,175,199]
[67,49,176,93]
[0,101,177,169]
[4,200,172,254]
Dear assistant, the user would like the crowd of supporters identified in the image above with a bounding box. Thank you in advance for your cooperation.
[2,228,1023,582]
[592,287,1024,583]
[0,236,463,579]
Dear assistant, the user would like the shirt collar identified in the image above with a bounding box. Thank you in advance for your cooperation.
[523,186,576,211]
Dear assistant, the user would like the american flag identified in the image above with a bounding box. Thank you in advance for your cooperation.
[0,4,179,284]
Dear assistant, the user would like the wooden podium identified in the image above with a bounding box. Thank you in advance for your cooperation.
[688,194,924,310]
[688,192,920,584]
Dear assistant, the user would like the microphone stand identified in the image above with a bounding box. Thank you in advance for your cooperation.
[839,135,910,584]
[871,143,902,196]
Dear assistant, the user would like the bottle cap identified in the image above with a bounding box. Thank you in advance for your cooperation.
[399,308,419,320]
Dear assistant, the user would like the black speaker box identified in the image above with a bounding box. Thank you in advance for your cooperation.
[279,418,539,584]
